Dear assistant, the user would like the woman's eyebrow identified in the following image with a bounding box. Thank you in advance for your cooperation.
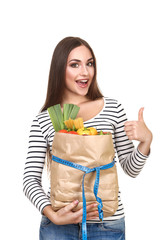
[69,57,93,63]
[68,59,81,63]
[87,57,94,62]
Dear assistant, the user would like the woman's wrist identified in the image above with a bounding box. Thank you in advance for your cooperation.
[138,131,153,156]
[43,205,56,223]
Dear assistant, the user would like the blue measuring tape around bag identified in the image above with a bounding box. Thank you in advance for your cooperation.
[52,155,115,240]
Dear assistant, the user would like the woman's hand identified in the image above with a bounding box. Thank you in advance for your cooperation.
[43,200,99,225]
[124,107,153,155]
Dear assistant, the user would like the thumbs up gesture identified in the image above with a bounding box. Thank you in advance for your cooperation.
[124,108,152,145]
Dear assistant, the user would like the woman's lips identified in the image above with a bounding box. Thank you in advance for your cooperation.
[76,79,89,88]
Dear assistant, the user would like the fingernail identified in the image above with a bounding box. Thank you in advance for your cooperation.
[93,203,98,207]
[74,200,79,205]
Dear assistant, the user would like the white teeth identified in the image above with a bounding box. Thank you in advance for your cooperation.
[82,80,87,82]
[77,80,88,83]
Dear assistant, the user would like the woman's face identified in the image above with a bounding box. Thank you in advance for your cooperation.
[64,45,95,99]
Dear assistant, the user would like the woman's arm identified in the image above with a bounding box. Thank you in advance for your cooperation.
[23,115,51,212]
[114,103,152,178]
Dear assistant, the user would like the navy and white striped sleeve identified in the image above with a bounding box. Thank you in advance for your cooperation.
[114,102,148,178]
[23,115,51,213]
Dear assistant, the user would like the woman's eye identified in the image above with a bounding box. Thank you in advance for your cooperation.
[87,61,94,67]
[70,63,79,68]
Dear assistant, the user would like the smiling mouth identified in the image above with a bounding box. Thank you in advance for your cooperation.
[76,79,89,88]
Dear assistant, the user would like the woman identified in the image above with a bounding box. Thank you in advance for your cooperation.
[23,37,152,240]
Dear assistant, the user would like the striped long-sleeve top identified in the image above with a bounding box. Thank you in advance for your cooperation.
[23,97,148,221]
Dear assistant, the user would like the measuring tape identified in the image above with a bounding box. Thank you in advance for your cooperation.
[52,155,115,240]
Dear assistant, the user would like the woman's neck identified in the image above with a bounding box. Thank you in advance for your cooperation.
[61,94,90,106]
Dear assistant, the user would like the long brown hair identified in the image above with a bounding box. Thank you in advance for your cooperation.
[41,37,103,112]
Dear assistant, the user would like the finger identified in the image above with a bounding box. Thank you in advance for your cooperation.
[87,217,99,221]
[86,209,99,221]
[86,203,98,212]
[127,134,134,140]
[73,208,99,223]
[138,107,144,122]
[124,121,136,127]
[87,215,99,220]
[125,131,133,138]
[125,128,135,139]
[72,203,98,221]
[126,129,139,140]
[87,210,99,218]
[64,200,79,212]
[124,125,135,132]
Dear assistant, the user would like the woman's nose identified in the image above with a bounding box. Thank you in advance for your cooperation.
[80,64,88,75]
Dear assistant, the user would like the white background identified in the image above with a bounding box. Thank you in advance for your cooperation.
[0,0,160,239]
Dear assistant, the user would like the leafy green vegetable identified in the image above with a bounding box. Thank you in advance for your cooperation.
[48,104,80,132]
[69,105,80,119]
[48,104,64,132]
[63,104,80,121]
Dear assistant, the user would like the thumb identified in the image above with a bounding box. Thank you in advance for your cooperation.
[64,200,79,212]
[138,107,144,122]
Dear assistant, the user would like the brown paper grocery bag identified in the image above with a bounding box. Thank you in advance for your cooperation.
[50,132,119,218]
